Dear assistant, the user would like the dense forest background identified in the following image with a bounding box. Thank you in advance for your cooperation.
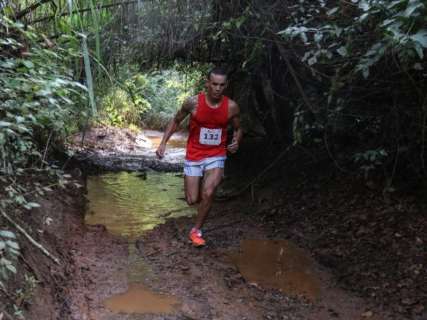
[0,0,426,317]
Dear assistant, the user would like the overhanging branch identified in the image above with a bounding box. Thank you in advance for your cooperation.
[31,0,139,24]
[15,0,52,20]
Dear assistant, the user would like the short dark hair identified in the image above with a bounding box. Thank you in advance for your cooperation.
[207,66,228,80]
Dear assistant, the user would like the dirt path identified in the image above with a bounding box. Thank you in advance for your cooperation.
[64,195,397,320]
[135,208,393,320]
[59,126,423,320]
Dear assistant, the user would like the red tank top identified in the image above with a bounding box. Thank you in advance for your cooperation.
[186,92,229,161]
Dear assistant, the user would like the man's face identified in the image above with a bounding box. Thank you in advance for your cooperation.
[206,73,227,100]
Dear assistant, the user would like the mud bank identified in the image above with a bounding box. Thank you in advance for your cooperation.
[0,173,131,319]
[0,176,84,319]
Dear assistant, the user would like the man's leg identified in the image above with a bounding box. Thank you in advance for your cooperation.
[194,167,223,230]
[184,175,201,205]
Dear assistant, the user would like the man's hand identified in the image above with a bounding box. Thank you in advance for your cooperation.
[156,143,166,159]
[227,138,239,154]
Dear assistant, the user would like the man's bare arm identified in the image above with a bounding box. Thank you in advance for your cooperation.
[227,100,242,154]
[156,96,197,158]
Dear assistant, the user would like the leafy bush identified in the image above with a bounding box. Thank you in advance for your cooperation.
[0,17,87,174]
[276,0,427,177]
[0,230,19,285]
[98,66,203,129]
[0,16,88,311]
[279,0,427,78]
[99,73,151,127]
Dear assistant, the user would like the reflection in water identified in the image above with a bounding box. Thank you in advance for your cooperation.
[144,132,187,149]
[230,239,321,300]
[104,283,179,314]
[86,172,190,315]
[85,171,195,239]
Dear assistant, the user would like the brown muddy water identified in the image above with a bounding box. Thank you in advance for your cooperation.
[85,171,194,315]
[85,171,323,315]
[230,239,322,301]
[85,171,195,239]
[143,130,187,149]
[104,283,179,314]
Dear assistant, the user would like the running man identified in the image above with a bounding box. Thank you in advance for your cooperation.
[156,67,242,246]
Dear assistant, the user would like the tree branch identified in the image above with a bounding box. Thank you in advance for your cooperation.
[0,208,60,265]
[31,0,139,24]
[15,0,52,20]
[274,38,316,115]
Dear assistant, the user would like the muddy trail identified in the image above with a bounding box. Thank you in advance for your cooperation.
[30,127,424,320]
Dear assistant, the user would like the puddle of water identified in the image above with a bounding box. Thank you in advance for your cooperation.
[104,283,179,315]
[230,239,321,300]
[86,171,191,315]
[146,135,187,149]
[141,130,187,149]
[85,171,195,239]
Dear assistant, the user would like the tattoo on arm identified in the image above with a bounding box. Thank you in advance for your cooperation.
[175,95,197,123]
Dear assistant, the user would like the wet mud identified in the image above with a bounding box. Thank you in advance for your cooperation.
[104,283,179,315]
[23,126,423,320]
[72,147,392,319]
[229,239,322,301]
[134,206,397,320]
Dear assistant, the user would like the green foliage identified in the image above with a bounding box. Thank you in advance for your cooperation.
[272,0,427,177]
[0,17,88,174]
[279,0,427,78]
[103,0,211,67]
[99,73,151,127]
[354,149,388,179]
[0,229,19,286]
[99,66,203,129]
[0,15,87,313]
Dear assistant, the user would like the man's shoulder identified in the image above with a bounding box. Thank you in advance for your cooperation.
[227,97,237,106]
[227,98,239,114]
[186,95,199,104]
[183,95,199,112]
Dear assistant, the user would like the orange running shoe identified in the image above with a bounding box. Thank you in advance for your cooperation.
[189,228,206,247]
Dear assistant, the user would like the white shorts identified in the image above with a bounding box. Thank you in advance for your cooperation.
[184,156,226,177]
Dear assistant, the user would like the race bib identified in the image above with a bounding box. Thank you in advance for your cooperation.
[199,127,222,145]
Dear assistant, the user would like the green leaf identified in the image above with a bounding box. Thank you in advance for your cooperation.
[22,60,34,69]
[0,121,12,128]
[326,7,339,16]
[9,248,20,256]
[411,30,427,48]
[6,264,16,274]
[359,1,371,11]
[25,202,40,209]
[6,240,19,250]
[362,67,370,79]
[0,230,16,239]
[80,34,97,116]
[403,1,424,17]
[0,257,12,266]
[0,60,16,69]
[413,63,423,70]
[337,46,348,57]
[67,0,73,14]
[300,32,308,43]
[308,56,317,65]
[414,43,424,59]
